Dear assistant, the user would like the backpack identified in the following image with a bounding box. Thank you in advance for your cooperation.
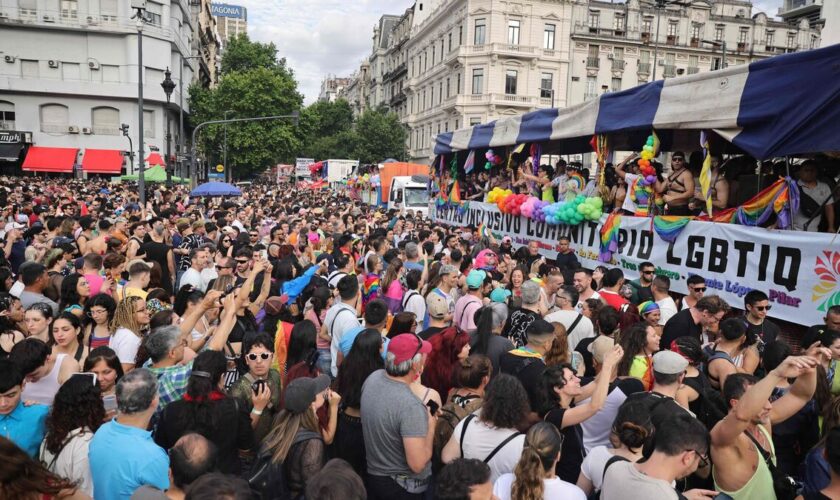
[587,455,630,500]
[433,394,483,474]
[247,429,320,500]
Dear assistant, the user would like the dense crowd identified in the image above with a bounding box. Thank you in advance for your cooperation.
[0,172,839,500]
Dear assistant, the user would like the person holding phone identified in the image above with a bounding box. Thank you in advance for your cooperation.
[83,346,124,421]
[228,332,282,443]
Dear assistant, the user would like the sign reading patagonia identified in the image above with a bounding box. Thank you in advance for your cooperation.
[433,202,840,326]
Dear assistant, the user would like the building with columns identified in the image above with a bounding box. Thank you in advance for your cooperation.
[344,1,820,165]
[0,0,219,177]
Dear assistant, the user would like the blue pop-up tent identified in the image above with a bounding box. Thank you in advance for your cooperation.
[190,182,242,197]
[435,43,840,159]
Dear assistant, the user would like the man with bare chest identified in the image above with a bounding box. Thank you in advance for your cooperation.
[662,152,695,216]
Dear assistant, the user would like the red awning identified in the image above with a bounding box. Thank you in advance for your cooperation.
[21,146,78,173]
[81,149,124,174]
[146,152,165,166]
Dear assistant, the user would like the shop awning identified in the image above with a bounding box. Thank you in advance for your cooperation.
[82,149,124,174]
[0,143,24,162]
[145,152,165,166]
[21,146,78,173]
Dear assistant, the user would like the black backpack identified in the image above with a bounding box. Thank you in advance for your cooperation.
[247,429,320,500]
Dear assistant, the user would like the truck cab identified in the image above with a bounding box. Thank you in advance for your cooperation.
[389,175,430,217]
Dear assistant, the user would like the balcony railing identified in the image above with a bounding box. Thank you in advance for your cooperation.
[490,43,537,57]
[663,65,677,78]
[666,35,678,45]
[638,62,651,74]
[0,121,15,131]
[586,57,600,69]
[687,66,700,75]
[690,37,700,48]
[611,59,625,71]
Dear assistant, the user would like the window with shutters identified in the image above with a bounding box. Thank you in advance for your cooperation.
[765,30,775,47]
[40,104,69,133]
[92,107,120,135]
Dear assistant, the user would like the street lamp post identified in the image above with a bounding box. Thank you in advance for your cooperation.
[190,113,300,188]
[223,110,233,182]
[120,124,133,174]
[701,39,727,70]
[178,55,201,180]
[133,4,146,205]
[161,68,176,188]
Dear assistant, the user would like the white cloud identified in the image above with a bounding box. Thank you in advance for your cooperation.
[232,0,414,104]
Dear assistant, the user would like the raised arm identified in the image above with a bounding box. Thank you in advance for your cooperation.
[560,346,623,428]
[614,154,638,180]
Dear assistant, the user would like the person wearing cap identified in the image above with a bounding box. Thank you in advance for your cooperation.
[489,287,512,304]
[254,374,336,498]
[3,221,27,274]
[623,350,695,432]
[501,280,544,348]
[453,270,491,332]
[419,292,452,341]
[662,151,695,216]
[360,333,435,498]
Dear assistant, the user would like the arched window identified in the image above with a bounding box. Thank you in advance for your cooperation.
[92,106,120,135]
[0,101,14,130]
[40,103,69,133]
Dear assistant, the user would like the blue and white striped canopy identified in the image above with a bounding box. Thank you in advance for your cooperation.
[435,43,840,160]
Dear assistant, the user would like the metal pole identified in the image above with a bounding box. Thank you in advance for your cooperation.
[223,110,233,182]
[550,88,555,108]
[179,63,184,179]
[137,15,145,206]
[165,99,172,187]
[652,1,662,81]
[190,112,301,189]
[721,40,727,69]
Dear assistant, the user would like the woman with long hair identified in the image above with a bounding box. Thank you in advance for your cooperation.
[387,311,417,339]
[58,273,90,318]
[40,373,106,495]
[43,250,66,302]
[0,266,13,293]
[333,329,384,477]
[109,296,150,372]
[536,345,623,484]
[83,346,124,419]
[0,436,87,499]
[493,421,586,500]
[617,323,660,391]
[50,312,88,366]
[380,257,405,313]
[507,266,528,300]
[83,294,116,350]
[581,298,604,324]
[544,322,571,367]
[470,303,514,378]
[286,319,319,381]
[0,293,25,337]
[441,374,531,483]
[576,399,653,496]
[423,326,471,399]
[305,286,333,377]
[154,349,254,474]
[802,396,840,494]
[256,375,333,498]
[0,295,27,357]
[362,253,383,308]
[22,302,52,344]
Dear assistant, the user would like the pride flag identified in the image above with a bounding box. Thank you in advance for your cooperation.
[599,212,622,262]
[463,150,476,174]
[449,180,462,205]
[699,131,713,215]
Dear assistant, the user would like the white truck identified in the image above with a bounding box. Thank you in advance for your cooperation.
[388,175,430,217]
[325,159,359,186]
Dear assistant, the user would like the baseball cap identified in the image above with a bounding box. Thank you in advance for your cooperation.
[387,333,432,364]
[653,350,689,375]
[4,222,25,233]
[490,287,512,303]
[590,335,616,364]
[284,374,331,414]
[466,270,487,290]
[520,280,541,305]
[426,293,449,320]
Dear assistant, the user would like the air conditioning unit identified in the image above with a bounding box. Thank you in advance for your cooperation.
[86,16,98,24]
[82,127,92,134]
[607,53,614,60]
[68,125,80,134]
[43,15,55,22]
[48,59,59,68]
[4,55,15,63]
[88,60,100,70]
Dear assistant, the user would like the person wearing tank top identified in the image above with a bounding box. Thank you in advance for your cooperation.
[21,351,80,406]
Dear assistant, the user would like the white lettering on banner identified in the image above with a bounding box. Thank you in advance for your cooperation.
[433,202,840,326]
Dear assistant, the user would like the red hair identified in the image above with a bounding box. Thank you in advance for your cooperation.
[422,327,471,399]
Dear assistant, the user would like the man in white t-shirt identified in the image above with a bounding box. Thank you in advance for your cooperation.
[545,286,594,352]
[573,269,602,313]
[179,247,210,293]
[793,160,835,232]
[652,275,678,326]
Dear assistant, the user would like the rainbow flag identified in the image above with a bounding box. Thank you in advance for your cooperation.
[507,143,526,171]
[699,131,713,215]
[653,216,693,243]
[477,222,492,239]
[652,130,661,156]
[599,212,622,262]
[567,171,586,191]
[707,177,799,228]
[449,180,462,205]
[362,274,381,305]
[463,150,476,174]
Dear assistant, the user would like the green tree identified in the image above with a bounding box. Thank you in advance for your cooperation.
[189,35,303,180]
[351,107,407,164]
[298,99,355,159]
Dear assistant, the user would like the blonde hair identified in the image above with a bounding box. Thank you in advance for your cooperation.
[544,322,570,367]
[262,408,320,464]
[212,274,236,292]
[511,422,563,500]
[111,296,144,337]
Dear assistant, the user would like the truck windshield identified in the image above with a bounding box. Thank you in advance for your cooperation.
[405,187,429,207]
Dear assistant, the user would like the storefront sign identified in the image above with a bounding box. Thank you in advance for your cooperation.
[433,202,839,325]
[210,3,245,19]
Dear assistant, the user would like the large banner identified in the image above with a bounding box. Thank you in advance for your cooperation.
[433,202,840,326]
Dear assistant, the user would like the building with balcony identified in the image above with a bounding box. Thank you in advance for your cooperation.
[566,1,819,108]
[318,74,353,102]
[210,2,246,47]
[778,0,823,29]
[193,0,220,87]
[368,14,401,111]
[341,62,370,116]
[382,6,413,121]
[0,0,212,177]
[403,0,574,163]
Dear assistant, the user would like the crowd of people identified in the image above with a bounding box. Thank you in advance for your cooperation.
[0,173,839,500]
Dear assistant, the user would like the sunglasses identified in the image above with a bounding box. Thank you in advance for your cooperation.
[247,352,271,361]
[235,260,249,264]
[692,287,707,292]
[642,271,654,275]
[753,305,772,311]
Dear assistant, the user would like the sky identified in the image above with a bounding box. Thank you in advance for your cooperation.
[232,0,782,105]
